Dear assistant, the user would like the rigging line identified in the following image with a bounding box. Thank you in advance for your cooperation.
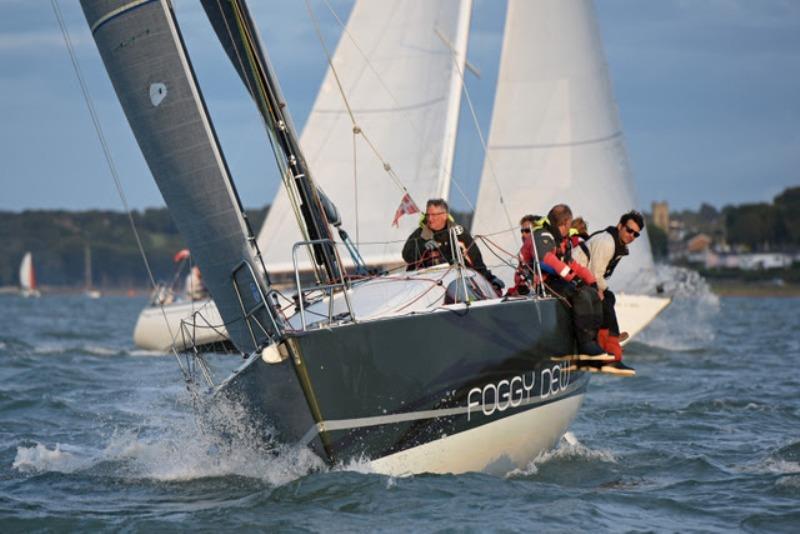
[50,0,189,378]
[441,33,516,241]
[353,129,360,246]
[318,0,435,146]
[449,174,475,212]
[307,0,413,198]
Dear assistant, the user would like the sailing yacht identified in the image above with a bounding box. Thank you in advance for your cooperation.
[19,252,41,298]
[80,0,656,475]
[84,244,102,299]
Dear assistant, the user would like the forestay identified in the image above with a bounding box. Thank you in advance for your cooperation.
[471,0,654,290]
[80,0,276,353]
[256,0,472,272]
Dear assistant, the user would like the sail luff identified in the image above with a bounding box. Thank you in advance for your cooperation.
[471,0,654,290]
[80,0,278,353]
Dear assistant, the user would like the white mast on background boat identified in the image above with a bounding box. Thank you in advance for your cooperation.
[19,252,41,298]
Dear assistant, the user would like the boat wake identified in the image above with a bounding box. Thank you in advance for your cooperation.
[636,265,720,351]
[506,432,616,478]
[12,393,326,486]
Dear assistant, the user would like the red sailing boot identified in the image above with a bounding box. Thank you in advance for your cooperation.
[597,328,609,351]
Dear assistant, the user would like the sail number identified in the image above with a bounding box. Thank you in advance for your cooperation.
[466,362,571,421]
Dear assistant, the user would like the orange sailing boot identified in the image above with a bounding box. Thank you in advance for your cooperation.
[604,335,623,361]
[597,328,610,351]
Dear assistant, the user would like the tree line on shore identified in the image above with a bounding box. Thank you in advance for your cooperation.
[1,186,796,288]
[645,186,800,259]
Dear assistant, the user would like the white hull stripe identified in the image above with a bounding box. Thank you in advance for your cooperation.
[298,381,585,447]
[90,0,156,33]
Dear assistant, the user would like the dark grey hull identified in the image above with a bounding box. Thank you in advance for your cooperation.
[219,296,589,469]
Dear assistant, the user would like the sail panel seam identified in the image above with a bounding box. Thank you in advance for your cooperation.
[490,131,623,151]
[90,0,156,33]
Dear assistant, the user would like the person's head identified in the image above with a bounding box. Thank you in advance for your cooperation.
[617,210,645,245]
[571,217,588,236]
[519,214,538,236]
[547,204,573,237]
[425,198,449,231]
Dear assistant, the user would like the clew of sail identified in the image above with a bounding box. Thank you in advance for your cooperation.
[80,0,278,353]
[252,0,472,272]
[471,0,654,291]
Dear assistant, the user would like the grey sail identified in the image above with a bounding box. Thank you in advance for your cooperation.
[80,0,278,353]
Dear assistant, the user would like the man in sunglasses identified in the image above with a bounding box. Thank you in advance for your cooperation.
[573,210,645,376]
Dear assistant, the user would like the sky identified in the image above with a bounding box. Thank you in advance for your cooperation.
[0,0,798,214]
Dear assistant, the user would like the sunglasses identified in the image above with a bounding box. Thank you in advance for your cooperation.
[623,225,640,238]
[521,228,531,234]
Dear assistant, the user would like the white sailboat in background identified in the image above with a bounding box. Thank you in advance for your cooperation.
[471,0,669,338]
[19,252,41,298]
[84,244,102,299]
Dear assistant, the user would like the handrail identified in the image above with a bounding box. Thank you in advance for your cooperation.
[292,238,355,331]
[231,260,282,351]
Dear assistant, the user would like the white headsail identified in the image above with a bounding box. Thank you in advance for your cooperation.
[257,0,472,272]
[19,252,36,292]
[471,0,653,290]
[81,0,277,352]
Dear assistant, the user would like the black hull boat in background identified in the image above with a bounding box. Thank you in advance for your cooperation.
[223,294,589,475]
[78,0,613,475]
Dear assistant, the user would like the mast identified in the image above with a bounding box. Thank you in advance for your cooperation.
[80,0,281,353]
[201,0,341,284]
[84,244,92,291]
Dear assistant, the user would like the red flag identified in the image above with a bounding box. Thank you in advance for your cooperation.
[391,193,419,227]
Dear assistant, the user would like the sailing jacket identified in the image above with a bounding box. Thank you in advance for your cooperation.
[515,219,596,289]
[402,218,494,281]
[572,226,629,292]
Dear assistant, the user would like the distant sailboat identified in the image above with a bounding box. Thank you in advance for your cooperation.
[19,252,41,298]
[84,244,102,299]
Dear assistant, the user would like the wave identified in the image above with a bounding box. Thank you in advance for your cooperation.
[636,265,720,351]
[506,432,616,478]
[11,392,325,486]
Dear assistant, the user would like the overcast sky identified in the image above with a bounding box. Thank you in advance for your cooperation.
[1,0,798,214]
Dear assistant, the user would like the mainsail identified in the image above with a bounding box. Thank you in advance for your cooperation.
[471,0,653,290]
[254,0,472,271]
[80,0,277,353]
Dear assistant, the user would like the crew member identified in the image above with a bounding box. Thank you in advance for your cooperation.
[572,210,645,375]
[402,198,504,294]
[517,204,604,355]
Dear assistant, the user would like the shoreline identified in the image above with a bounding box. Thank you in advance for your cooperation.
[708,281,800,297]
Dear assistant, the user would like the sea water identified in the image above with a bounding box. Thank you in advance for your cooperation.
[1,280,798,531]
